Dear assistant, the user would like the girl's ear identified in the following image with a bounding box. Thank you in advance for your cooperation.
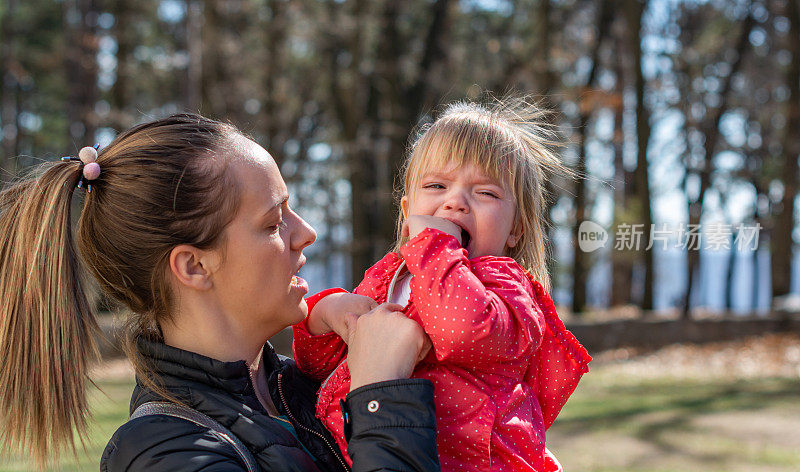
[506,220,523,248]
[400,195,409,218]
[168,245,217,290]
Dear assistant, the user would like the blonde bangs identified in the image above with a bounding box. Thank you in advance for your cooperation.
[405,110,522,195]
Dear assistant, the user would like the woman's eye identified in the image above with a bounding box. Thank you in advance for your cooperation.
[266,220,284,232]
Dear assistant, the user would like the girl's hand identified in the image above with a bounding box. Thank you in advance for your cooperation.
[345,303,432,390]
[306,292,378,338]
[402,215,462,245]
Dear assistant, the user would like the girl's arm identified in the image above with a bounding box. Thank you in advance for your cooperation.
[293,289,381,380]
[292,253,399,380]
[526,281,592,429]
[400,228,543,367]
[292,288,350,381]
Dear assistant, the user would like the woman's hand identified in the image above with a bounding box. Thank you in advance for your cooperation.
[345,303,432,391]
[306,292,378,337]
[402,215,462,245]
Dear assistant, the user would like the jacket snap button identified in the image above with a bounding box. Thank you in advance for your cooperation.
[367,400,380,412]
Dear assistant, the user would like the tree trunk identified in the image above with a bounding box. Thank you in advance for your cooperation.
[64,0,99,145]
[571,0,613,314]
[262,0,288,165]
[201,0,226,118]
[186,0,203,113]
[0,0,20,175]
[771,0,800,303]
[536,0,562,291]
[536,0,556,97]
[749,169,768,312]
[571,123,589,313]
[110,0,137,130]
[610,24,634,307]
[627,0,655,312]
[682,10,754,318]
[752,211,763,312]
[725,228,737,311]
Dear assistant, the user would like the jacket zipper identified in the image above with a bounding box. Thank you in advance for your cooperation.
[277,373,351,472]
[248,368,294,427]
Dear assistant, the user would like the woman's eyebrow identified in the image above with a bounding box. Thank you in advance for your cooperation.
[262,195,289,218]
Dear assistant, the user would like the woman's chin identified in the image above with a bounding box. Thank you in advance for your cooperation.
[281,298,308,328]
[296,299,309,320]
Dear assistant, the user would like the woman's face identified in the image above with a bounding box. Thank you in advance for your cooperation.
[209,136,316,337]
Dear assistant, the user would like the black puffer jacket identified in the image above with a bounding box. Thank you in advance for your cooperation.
[100,338,439,472]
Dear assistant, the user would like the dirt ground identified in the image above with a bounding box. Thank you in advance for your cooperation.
[549,333,800,472]
[589,332,800,379]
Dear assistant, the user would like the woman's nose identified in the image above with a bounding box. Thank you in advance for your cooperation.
[288,208,317,250]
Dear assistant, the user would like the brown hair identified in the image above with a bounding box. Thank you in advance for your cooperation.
[396,97,567,291]
[0,113,242,467]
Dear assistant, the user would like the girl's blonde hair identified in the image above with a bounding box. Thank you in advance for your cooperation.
[0,114,242,468]
[396,97,566,291]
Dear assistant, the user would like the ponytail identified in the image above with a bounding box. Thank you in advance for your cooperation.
[0,161,98,467]
[0,113,243,468]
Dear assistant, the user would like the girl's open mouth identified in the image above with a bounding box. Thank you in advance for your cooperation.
[460,227,471,249]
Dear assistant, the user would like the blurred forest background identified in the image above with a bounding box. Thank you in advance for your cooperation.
[3,0,800,318]
[2,1,800,471]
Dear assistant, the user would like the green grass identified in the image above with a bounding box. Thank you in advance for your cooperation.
[0,378,135,471]
[2,365,799,471]
[549,370,800,472]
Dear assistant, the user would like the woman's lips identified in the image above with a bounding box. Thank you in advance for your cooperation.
[291,275,309,294]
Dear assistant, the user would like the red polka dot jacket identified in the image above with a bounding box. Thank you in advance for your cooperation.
[293,228,592,472]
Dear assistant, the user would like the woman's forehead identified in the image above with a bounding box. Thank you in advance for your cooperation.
[230,151,286,210]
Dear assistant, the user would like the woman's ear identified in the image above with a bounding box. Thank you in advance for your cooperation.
[168,244,216,290]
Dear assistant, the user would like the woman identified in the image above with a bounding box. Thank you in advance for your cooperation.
[0,114,438,471]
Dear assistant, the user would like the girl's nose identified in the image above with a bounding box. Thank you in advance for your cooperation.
[443,191,469,213]
[288,207,317,250]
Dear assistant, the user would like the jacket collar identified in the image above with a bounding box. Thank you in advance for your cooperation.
[136,336,284,398]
